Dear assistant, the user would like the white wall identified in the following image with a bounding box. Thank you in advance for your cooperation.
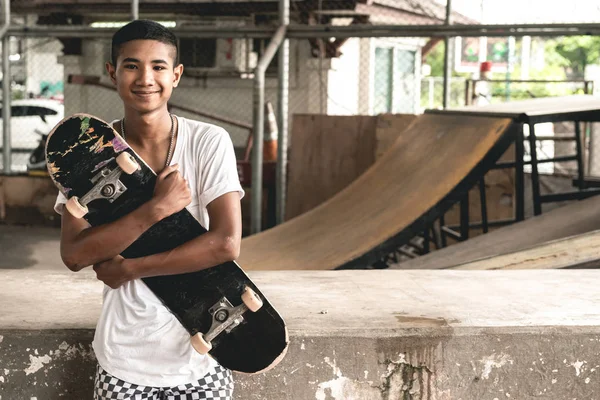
[61,39,121,125]
[358,38,373,115]
[302,36,423,116]
[25,39,64,97]
[326,38,361,115]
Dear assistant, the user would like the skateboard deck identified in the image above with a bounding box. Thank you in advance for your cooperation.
[45,113,288,374]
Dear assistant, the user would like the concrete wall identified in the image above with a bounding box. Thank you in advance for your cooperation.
[0,176,58,225]
[1,268,599,399]
[3,328,598,399]
[24,38,64,97]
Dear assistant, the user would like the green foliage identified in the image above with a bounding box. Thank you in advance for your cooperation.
[423,41,445,76]
[545,36,600,78]
[12,88,25,100]
[423,41,470,78]
[493,61,571,101]
[421,36,599,107]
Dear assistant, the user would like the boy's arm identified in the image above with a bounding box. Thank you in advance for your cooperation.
[93,191,242,288]
[61,165,190,271]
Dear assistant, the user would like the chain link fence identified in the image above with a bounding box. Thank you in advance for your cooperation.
[0,34,64,172]
[1,1,600,180]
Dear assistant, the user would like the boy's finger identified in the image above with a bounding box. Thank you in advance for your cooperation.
[157,164,178,179]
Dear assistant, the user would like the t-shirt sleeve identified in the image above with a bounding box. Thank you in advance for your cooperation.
[198,128,245,208]
[54,191,67,215]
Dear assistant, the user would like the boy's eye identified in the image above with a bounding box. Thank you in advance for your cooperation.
[124,64,137,70]
[154,66,166,71]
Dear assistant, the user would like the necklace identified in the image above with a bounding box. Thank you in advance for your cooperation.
[121,114,176,168]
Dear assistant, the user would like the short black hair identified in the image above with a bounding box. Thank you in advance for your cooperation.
[111,19,178,66]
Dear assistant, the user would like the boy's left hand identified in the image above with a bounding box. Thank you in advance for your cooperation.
[93,256,133,289]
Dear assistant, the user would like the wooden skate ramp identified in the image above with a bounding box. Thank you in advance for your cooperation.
[239,113,517,270]
[452,229,600,270]
[395,194,600,270]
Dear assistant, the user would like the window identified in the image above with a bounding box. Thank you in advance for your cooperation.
[373,48,393,114]
[10,106,29,117]
[179,38,217,69]
[373,45,417,114]
[27,106,58,117]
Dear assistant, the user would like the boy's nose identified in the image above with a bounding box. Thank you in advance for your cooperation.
[136,67,154,85]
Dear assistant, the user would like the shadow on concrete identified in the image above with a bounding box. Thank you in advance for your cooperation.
[0,224,62,270]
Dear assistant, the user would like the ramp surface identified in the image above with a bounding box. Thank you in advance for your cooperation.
[451,229,600,270]
[240,114,517,270]
[395,194,600,270]
[434,94,600,121]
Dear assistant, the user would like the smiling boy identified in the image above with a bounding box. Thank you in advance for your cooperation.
[54,20,244,399]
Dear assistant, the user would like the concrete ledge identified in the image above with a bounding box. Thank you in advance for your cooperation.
[1,269,600,399]
[0,175,59,226]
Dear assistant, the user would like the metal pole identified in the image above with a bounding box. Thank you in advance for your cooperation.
[7,23,600,39]
[2,36,10,173]
[0,0,8,37]
[276,0,290,224]
[251,25,287,234]
[131,0,139,20]
[252,71,265,234]
[1,0,10,173]
[442,0,452,109]
[505,36,515,101]
[284,23,600,38]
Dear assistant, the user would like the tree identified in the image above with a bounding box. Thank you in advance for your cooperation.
[547,36,600,78]
[423,40,445,76]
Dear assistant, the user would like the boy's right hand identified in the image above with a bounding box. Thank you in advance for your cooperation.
[150,164,192,220]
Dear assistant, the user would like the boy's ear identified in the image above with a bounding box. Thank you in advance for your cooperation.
[106,62,117,84]
[173,63,184,88]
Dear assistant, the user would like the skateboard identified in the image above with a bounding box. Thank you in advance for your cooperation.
[45,113,288,374]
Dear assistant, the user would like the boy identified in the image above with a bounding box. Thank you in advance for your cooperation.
[54,20,244,399]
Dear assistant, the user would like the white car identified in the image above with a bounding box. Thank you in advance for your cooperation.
[0,99,64,172]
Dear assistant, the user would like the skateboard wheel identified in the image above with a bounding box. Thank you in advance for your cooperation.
[116,152,139,174]
[65,196,89,218]
[241,286,263,312]
[191,333,212,355]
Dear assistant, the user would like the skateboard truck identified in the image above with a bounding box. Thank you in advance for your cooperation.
[65,152,140,218]
[191,286,263,355]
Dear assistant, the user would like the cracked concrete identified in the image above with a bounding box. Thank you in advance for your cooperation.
[3,269,600,399]
[379,354,434,400]
[0,331,96,398]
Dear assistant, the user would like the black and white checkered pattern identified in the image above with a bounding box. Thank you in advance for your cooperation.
[94,364,234,400]
[163,366,234,400]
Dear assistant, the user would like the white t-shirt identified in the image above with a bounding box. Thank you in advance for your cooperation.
[54,116,245,387]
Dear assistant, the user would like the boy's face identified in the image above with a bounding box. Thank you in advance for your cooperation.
[106,39,183,115]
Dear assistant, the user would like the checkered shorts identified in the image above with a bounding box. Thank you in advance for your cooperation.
[94,364,234,400]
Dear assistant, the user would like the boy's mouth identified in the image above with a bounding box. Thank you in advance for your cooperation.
[132,90,160,97]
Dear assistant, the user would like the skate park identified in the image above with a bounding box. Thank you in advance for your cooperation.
[3,0,600,399]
